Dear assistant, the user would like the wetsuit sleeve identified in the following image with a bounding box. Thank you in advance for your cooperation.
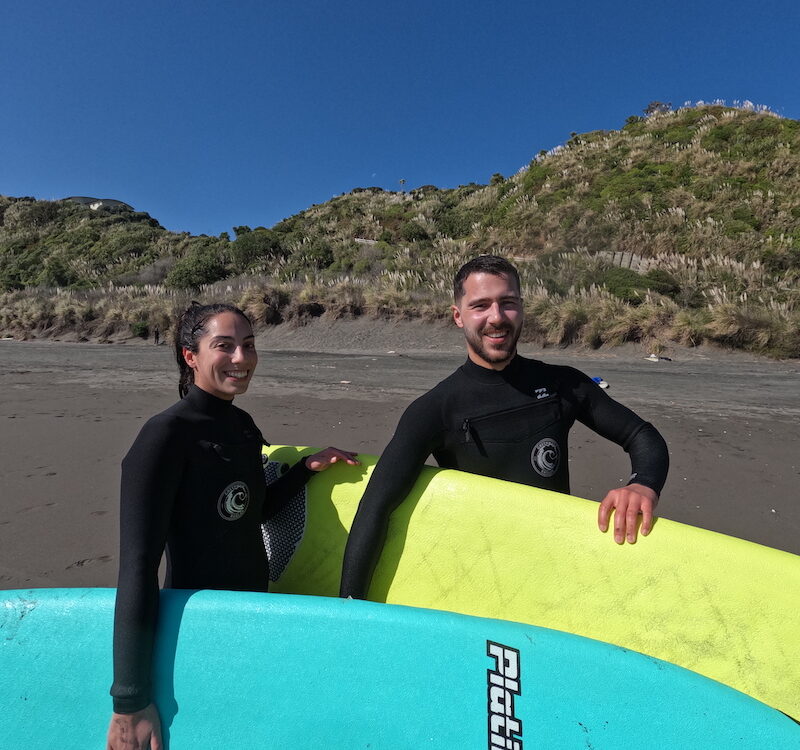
[568,369,669,495]
[111,415,185,714]
[262,460,315,521]
[236,408,316,521]
[339,397,441,599]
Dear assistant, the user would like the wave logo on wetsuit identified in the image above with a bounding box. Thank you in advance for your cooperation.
[217,481,250,521]
[530,438,559,478]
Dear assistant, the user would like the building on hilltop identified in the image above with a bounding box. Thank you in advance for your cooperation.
[64,196,134,211]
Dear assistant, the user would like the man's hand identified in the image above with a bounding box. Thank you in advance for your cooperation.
[598,483,659,544]
[107,703,162,750]
[304,447,360,472]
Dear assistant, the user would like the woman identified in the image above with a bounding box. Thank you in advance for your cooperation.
[107,303,357,750]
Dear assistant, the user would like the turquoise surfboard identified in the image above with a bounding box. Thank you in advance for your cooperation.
[1,588,797,748]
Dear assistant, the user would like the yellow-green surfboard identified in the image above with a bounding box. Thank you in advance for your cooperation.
[262,446,800,718]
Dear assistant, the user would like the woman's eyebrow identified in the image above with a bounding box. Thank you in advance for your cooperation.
[209,334,255,342]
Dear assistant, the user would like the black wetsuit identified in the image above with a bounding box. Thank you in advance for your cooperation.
[340,355,669,598]
[111,385,312,714]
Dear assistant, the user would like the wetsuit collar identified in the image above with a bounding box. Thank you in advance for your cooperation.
[185,384,235,415]
[460,353,524,383]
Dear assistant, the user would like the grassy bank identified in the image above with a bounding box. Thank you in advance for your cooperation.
[3,245,797,357]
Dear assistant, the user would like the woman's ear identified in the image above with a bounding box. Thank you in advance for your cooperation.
[182,346,197,370]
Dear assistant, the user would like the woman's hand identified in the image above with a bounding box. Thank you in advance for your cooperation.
[304,447,360,472]
[107,703,162,750]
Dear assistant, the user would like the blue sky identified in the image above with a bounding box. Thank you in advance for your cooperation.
[3,1,799,236]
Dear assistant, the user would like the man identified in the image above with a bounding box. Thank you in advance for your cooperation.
[340,255,669,599]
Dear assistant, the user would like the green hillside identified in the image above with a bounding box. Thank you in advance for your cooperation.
[2,103,799,356]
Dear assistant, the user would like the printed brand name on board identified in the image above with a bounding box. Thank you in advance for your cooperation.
[487,641,522,750]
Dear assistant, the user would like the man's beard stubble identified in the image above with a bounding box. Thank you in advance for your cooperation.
[464,323,521,366]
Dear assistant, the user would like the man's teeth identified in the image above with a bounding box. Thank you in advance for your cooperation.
[486,332,506,339]
[226,371,248,378]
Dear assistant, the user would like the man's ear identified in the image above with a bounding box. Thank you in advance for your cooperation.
[451,304,464,329]
[182,346,197,370]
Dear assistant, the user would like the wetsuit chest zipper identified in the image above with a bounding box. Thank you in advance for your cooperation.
[461,399,557,443]
[200,437,264,462]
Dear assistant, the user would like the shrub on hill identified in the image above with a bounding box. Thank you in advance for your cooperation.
[164,241,228,289]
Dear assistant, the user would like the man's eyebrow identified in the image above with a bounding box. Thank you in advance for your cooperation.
[468,294,521,304]
[209,334,255,341]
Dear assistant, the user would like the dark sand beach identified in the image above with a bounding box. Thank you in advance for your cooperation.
[1,319,798,590]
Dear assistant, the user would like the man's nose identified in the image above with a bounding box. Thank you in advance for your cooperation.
[487,302,504,323]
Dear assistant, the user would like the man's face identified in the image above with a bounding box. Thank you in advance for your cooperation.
[452,271,523,370]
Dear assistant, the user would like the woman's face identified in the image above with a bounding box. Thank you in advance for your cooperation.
[183,311,258,400]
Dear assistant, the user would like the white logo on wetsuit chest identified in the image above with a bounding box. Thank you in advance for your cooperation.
[218,481,249,521]
[534,387,550,400]
[531,438,559,477]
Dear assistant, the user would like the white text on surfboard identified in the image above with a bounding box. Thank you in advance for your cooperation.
[487,641,523,750]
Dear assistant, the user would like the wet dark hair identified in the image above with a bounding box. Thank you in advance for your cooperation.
[174,302,253,398]
[453,255,521,301]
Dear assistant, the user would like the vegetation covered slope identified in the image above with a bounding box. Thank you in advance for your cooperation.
[2,103,799,356]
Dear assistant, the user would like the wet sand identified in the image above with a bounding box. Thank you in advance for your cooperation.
[1,321,798,590]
